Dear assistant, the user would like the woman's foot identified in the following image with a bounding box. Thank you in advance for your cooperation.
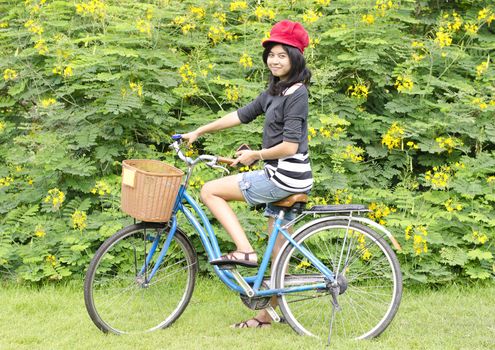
[230,317,271,328]
[210,250,258,268]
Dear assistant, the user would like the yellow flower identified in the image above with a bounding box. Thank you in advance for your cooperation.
[381,122,405,150]
[136,19,152,36]
[145,7,153,20]
[333,189,352,205]
[342,144,365,163]
[239,53,253,68]
[254,6,275,21]
[46,255,57,266]
[424,165,451,189]
[444,199,462,212]
[412,53,425,62]
[0,176,14,188]
[24,19,43,35]
[75,0,107,20]
[34,39,49,55]
[347,83,369,99]
[71,210,87,231]
[472,231,489,245]
[44,188,65,210]
[90,180,111,196]
[395,75,413,92]
[179,64,197,84]
[129,81,143,97]
[3,69,17,81]
[362,14,375,25]
[213,12,227,23]
[315,0,331,5]
[476,60,489,77]
[464,22,478,35]
[303,9,322,24]
[63,66,73,78]
[411,41,424,48]
[406,141,419,149]
[208,25,228,44]
[173,15,186,26]
[34,225,46,238]
[368,202,396,225]
[375,0,395,16]
[472,97,488,110]
[478,8,492,21]
[309,37,320,49]
[230,1,248,11]
[435,30,452,47]
[41,98,56,107]
[435,136,463,153]
[190,6,206,20]
[0,22,8,28]
[225,85,239,103]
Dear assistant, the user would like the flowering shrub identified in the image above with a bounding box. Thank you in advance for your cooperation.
[1,0,494,283]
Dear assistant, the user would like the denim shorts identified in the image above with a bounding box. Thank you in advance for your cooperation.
[237,170,297,221]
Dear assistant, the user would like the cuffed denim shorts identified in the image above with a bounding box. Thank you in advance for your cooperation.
[237,170,297,222]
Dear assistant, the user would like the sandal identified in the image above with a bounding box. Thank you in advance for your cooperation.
[231,317,271,329]
[210,250,258,268]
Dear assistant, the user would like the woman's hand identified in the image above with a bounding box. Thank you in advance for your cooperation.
[232,150,259,166]
[181,130,201,145]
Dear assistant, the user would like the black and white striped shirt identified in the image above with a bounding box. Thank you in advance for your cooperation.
[237,83,313,192]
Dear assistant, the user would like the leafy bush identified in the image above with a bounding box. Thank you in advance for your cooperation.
[1,0,494,283]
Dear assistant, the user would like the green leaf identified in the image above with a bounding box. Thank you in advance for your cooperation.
[467,249,493,261]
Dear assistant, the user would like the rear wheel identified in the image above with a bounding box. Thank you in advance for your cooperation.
[84,222,197,334]
[275,220,402,341]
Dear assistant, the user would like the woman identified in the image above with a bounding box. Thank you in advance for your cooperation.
[182,20,312,328]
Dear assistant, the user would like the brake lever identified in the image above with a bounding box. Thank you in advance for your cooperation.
[206,161,230,175]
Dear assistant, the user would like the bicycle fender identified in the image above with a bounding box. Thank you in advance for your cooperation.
[271,216,402,289]
[301,216,402,251]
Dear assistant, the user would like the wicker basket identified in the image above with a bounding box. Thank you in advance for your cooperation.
[121,159,184,222]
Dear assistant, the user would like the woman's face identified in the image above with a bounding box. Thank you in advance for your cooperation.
[267,44,291,81]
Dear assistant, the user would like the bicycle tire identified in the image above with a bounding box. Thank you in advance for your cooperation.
[274,220,402,341]
[84,222,198,334]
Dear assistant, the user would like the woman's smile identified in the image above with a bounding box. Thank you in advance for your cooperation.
[267,44,291,81]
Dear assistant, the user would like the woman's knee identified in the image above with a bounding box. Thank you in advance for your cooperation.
[200,181,215,203]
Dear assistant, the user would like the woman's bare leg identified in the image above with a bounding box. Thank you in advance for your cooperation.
[200,174,256,258]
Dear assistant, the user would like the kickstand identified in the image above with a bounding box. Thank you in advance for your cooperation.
[327,285,341,346]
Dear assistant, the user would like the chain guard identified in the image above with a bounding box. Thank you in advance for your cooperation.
[240,294,271,310]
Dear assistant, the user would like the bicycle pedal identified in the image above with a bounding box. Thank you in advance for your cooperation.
[215,264,236,270]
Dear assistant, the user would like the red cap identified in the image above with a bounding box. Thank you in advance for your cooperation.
[262,20,309,53]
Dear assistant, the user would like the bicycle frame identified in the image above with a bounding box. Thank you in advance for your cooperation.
[144,184,334,297]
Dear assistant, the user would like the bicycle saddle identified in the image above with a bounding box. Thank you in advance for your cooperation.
[273,194,308,208]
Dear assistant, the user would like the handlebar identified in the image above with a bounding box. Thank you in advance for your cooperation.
[170,135,236,170]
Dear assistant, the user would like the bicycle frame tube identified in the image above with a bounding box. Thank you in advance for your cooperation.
[148,185,335,296]
[250,215,334,293]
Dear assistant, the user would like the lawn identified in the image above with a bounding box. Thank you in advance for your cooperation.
[0,278,493,350]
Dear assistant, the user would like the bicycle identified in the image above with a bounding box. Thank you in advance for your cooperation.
[84,135,403,344]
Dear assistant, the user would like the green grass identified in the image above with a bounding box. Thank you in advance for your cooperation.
[0,278,493,350]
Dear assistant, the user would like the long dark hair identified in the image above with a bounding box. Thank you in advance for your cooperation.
[262,42,311,96]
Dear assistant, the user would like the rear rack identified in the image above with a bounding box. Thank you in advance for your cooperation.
[304,204,370,214]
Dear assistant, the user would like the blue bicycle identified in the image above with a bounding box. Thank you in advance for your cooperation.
[84,136,403,343]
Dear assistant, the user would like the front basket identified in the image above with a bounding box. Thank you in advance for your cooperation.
[121,159,184,222]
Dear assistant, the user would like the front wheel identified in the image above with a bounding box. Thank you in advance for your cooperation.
[274,220,402,341]
[84,222,198,334]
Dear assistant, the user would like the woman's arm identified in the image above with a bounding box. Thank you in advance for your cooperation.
[182,111,242,144]
[233,141,298,166]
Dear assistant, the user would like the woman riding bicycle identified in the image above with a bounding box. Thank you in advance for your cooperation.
[182,20,312,329]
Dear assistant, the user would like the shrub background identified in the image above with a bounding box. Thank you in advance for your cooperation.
[1,0,494,283]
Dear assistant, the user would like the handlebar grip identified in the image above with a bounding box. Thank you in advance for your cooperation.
[217,156,236,166]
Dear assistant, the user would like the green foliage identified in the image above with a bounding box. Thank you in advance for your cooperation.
[1,0,494,283]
